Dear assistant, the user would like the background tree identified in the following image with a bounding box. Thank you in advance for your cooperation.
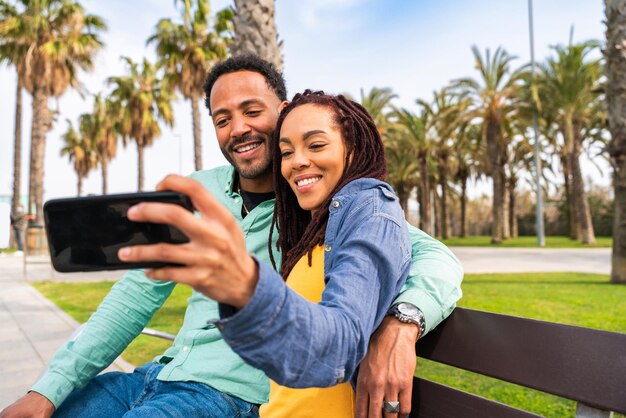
[395,108,434,234]
[0,1,27,246]
[605,0,626,283]
[60,119,97,196]
[453,46,520,243]
[230,0,282,71]
[0,0,105,225]
[108,57,175,191]
[91,94,119,194]
[149,0,232,171]
[537,42,602,244]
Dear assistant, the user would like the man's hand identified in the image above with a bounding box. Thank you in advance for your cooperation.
[355,316,420,418]
[118,175,259,309]
[0,392,55,418]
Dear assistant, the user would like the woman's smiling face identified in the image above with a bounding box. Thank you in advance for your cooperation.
[279,104,347,214]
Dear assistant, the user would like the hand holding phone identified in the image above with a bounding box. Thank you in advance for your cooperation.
[44,191,194,272]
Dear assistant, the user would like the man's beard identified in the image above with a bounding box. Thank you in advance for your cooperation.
[220,133,274,180]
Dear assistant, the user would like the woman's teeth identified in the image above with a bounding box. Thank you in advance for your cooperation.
[297,177,321,186]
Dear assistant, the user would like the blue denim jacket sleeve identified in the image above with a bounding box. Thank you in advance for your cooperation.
[216,181,411,388]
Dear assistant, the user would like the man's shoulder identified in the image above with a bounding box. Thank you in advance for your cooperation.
[188,165,234,191]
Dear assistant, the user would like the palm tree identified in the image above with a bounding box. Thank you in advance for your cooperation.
[60,120,97,196]
[537,42,601,244]
[453,46,520,243]
[230,0,283,71]
[605,0,626,283]
[359,87,398,134]
[90,94,119,194]
[394,108,434,235]
[148,0,232,171]
[0,0,105,225]
[108,57,175,191]
[453,123,482,238]
[418,89,470,239]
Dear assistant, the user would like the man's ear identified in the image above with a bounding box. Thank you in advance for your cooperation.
[278,100,289,113]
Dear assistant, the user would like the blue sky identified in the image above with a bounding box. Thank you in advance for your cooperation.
[0,0,608,207]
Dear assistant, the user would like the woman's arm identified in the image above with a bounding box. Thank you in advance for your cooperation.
[217,212,411,388]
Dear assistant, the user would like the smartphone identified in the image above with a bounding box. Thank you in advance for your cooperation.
[44,191,194,272]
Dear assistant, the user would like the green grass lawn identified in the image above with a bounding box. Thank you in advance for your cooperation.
[441,235,612,248]
[0,247,17,253]
[33,272,625,417]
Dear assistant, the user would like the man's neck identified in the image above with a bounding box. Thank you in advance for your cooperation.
[238,173,274,193]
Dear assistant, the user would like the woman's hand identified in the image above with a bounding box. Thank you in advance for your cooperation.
[118,174,259,308]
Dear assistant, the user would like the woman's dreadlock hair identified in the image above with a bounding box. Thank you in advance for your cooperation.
[268,90,388,280]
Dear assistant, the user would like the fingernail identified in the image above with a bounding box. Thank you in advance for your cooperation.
[118,247,131,260]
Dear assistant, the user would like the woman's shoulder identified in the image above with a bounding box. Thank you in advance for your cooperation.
[331,178,404,223]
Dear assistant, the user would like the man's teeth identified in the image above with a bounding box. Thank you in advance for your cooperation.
[235,143,261,153]
[297,177,321,186]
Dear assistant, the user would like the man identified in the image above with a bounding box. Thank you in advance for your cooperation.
[1,55,462,418]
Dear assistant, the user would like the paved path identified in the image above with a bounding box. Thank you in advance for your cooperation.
[0,247,611,409]
[452,247,610,274]
[0,253,132,409]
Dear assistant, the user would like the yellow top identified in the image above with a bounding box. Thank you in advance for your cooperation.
[259,245,355,418]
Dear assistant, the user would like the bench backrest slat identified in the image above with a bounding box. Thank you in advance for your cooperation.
[411,377,543,418]
[416,308,626,414]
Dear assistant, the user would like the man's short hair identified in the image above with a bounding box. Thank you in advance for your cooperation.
[203,54,288,114]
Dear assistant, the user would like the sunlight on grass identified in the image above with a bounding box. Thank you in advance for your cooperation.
[441,235,612,248]
[32,272,626,417]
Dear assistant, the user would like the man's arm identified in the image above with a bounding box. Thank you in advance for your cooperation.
[3,270,174,415]
[355,224,463,418]
[0,392,56,418]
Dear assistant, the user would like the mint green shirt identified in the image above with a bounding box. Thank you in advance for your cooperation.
[31,165,463,408]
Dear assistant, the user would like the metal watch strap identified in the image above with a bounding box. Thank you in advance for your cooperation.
[388,302,426,338]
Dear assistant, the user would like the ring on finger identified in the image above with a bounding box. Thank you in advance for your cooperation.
[383,400,400,414]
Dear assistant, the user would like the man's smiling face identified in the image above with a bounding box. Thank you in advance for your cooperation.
[210,71,284,188]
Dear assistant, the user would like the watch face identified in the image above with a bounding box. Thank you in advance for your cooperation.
[397,303,419,316]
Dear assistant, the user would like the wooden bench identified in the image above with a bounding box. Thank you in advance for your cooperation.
[410,308,626,417]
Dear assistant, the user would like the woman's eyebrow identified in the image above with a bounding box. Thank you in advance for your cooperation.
[302,130,326,140]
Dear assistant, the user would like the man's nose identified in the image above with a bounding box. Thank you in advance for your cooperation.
[230,115,251,139]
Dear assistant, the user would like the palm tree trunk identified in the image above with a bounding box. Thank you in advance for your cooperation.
[438,159,449,239]
[433,188,441,238]
[561,155,579,240]
[10,78,24,248]
[191,98,202,171]
[570,140,596,244]
[487,120,504,243]
[231,0,283,71]
[509,177,518,239]
[77,174,83,197]
[419,153,432,235]
[460,174,468,238]
[502,172,511,240]
[137,141,145,192]
[606,0,626,283]
[101,158,108,194]
[396,183,409,217]
[30,87,50,226]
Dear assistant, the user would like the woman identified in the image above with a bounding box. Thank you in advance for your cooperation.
[129,90,411,417]
[256,90,412,416]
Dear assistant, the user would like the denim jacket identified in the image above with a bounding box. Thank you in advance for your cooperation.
[216,178,412,388]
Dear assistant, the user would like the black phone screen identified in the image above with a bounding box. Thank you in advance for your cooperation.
[44,191,193,272]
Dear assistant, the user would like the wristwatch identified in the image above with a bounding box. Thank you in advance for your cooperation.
[387,302,426,338]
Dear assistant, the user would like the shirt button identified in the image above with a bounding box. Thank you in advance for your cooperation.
[182,346,189,352]
[324,244,332,252]
[336,376,344,383]
[332,200,340,208]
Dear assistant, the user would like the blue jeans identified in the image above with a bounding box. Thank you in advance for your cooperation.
[53,363,259,418]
